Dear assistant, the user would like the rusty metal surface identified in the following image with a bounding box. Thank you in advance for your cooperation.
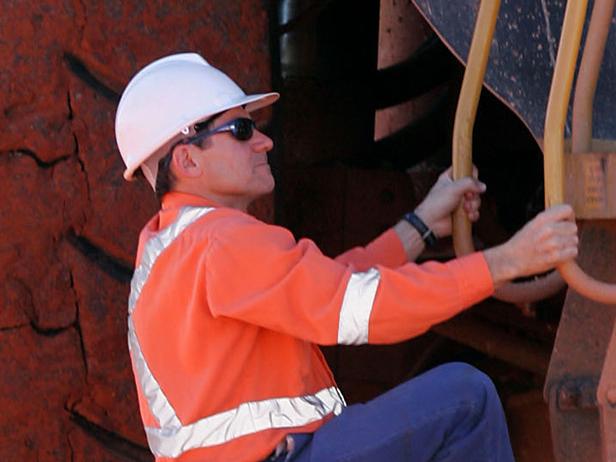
[545,221,616,462]
[598,323,616,461]
[565,152,616,219]
[411,0,616,143]
[433,311,551,376]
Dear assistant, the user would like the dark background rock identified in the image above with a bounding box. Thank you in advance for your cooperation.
[0,1,273,459]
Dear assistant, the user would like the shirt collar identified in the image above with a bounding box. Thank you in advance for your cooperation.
[161,191,222,210]
[157,192,222,230]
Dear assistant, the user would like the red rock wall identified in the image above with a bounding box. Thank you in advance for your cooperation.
[0,2,273,459]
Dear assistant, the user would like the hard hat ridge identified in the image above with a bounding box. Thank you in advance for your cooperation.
[115,52,279,190]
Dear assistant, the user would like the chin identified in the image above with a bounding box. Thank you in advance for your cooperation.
[247,181,275,201]
[261,176,275,193]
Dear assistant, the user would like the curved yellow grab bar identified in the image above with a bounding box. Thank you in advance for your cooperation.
[452,0,565,303]
[544,0,616,304]
[452,0,500,256]
[571,0,615,154]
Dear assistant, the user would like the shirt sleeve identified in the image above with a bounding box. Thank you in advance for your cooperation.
[334,228,408,270]
[205,215,494,345]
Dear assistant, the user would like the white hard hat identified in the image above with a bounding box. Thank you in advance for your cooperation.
[115,53,279,189]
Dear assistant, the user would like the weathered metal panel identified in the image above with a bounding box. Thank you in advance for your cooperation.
[544,221,616,462]
[411,0,616,143]
[565,152,616,219]
[598,323,616,461]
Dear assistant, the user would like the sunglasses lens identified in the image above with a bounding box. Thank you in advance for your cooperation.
[232,119,255,141]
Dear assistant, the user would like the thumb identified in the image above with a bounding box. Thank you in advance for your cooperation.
[450,177,487,196]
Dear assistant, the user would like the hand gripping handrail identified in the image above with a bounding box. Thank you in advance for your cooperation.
[452,0,565,303]
[544,0,616,304]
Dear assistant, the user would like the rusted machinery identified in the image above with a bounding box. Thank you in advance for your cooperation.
[412,0,616,459]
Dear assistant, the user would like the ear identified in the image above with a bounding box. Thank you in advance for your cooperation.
[170,144,202,179]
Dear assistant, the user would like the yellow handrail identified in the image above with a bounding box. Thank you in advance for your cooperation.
[452,0,500,256]
[451,0,565,303]
[544,0,616,304]
[571,0,615,154]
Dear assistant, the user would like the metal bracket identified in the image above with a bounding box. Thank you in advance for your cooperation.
[556,378,598,411]
[565,151,616,219]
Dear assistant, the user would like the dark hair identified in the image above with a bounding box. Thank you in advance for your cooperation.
[154,114,220,201]
[155,151,176,201]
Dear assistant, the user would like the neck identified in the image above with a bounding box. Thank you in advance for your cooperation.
[171,184,254,212]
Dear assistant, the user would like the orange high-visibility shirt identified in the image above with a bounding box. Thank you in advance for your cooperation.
[128,191,494,461]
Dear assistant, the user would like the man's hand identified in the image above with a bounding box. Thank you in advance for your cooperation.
[484,204,579,286]
[414,167,486,238]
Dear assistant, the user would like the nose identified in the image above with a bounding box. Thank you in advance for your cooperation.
[250,128,274,153]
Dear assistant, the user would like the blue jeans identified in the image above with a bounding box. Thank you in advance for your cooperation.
[271,362,514,462]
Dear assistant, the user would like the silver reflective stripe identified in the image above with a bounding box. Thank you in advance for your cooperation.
[145,386,344,458]
[128,206,214,316]
[337,268,381,345]
[128,206,215,431]
[128,205,346,458]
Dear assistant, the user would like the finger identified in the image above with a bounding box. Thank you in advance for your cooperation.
[540,231,579,264]
[548,232,579,252]
[467,210,480,222]
[440,166,453,181]
[543,204,575,222]
[463,196,481,213]
[540,222,578,244]
[463,192,482,209]
[534,223,578,250]
[452,177,487,196]
[551,221,578,236]
[472,164,478,179]
[563,246,578,260]
[550,241,578,264]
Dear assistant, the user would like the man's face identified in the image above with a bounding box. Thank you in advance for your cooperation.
[188,107,275,207]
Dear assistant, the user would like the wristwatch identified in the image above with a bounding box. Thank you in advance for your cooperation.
[403,212,438,247]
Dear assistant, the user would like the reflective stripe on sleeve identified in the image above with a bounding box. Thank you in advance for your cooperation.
[337,268,381,345]
[128,206,346,458]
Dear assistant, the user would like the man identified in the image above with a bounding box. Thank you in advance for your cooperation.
[115,53,578,462]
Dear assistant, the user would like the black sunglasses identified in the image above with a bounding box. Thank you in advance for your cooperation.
[181,117,256,147]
